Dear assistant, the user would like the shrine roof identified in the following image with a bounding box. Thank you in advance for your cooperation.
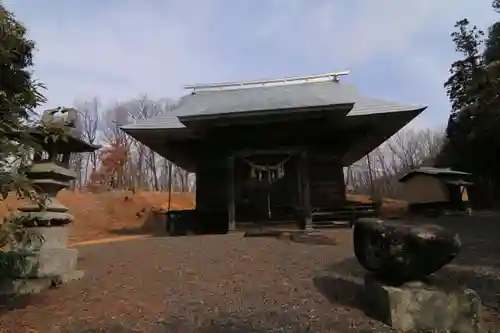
[121,80,425,132]
[120,74,427,169]
[174,80,358,120]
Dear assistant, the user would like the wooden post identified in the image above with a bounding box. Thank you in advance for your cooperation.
[166,161,174,235]
[227,155,236,232]
[300,150,313,231]
[296,154,303,209]
[366,152,375,200]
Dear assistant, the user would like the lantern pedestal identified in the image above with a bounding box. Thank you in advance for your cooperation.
[0,227,84,295]
[0,107,100,295]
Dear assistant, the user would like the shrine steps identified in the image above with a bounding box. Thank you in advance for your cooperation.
[311,203,377,229]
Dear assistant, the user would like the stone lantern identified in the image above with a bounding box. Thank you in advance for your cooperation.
[0,107,100,295]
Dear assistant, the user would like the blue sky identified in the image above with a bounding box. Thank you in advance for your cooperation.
[4,0,499,129]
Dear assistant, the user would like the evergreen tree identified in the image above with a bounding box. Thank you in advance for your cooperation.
[0,4,46,190]
[0,4,46,252]
[440,1,500,205]
[0,4,45,128]
[472,2,500,184]
[442,19,484,171]
[484,23,500,64]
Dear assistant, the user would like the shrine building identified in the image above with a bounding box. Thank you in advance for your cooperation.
[121,72,426,232]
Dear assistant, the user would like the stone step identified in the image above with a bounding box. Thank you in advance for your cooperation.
[312,220,351,229]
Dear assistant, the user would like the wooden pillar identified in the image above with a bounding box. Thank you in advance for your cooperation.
[296,154,303,209]
[300,150,313,231]
[227,155,236,231]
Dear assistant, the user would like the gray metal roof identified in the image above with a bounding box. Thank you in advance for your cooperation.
[347,96,424,116]
[176,81,358,119]
[399,167,472,182]
[120,114,186,130]
[120,81,425,131]
[120,79,427,169]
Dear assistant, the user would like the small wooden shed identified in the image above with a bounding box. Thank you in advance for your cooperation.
[399,167,473,214]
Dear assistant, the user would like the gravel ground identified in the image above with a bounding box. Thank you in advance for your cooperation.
[1,216,499,333]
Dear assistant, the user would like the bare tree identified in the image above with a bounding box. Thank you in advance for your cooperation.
[387,129,444,170]
[128,96,163,190]
[348,128,445,199]
[74,98,101,189]
[95,95,195,193]
[98,102,136,190]
[66,94,196,193]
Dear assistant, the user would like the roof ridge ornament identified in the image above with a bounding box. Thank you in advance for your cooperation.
[185,71,350,93]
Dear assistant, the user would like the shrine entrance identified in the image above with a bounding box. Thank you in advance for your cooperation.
[234,150,301,225]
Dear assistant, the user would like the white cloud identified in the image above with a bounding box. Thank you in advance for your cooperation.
[11,0,235,107]
[251,1,440,63]
[3,0,498,130]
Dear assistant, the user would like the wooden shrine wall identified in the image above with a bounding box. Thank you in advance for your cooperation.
[195,151,229,231]
[308,149,346,211]
[269,154,301,219]
[231,148,346,223]
[195,146,347,228]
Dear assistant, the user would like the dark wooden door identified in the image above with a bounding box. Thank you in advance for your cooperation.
[234,153,299,223]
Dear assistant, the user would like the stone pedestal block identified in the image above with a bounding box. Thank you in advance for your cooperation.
[14,248,78,278]
[0,248,79,278]
[0,227,82,296]
[0,270,84,295]
[0,248,82,295]
[364,274,483,332]
[25,226,69,251]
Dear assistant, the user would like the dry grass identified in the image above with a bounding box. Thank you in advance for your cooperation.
[346,193,408,217]
[0,191,195,245]
[0,191,406,244]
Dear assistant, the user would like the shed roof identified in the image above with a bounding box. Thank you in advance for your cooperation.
[399,167,472,182]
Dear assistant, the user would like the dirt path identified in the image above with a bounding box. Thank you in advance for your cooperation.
[1,217,499,332]
[0,230,385,332]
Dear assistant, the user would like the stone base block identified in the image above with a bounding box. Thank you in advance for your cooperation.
[25,226,69,250]
[1,248,79,278]
[0,270,84,295]
[364,274,483,333]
